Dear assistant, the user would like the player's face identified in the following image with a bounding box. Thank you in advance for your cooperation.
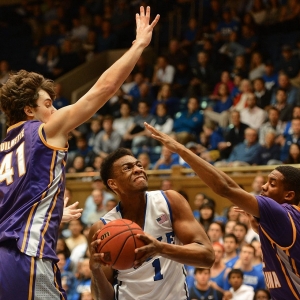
[30,89,56,123]
[112,155,148,193]
[261,170,288,204]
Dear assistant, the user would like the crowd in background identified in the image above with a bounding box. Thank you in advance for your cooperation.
[1,0,300,299]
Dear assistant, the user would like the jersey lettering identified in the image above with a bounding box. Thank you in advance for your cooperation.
[0,142,26,185]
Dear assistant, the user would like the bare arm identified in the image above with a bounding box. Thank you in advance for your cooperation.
[44,7,160,147]
[88,221,115,300]
[134,190,214,268]
[144,122,260,217]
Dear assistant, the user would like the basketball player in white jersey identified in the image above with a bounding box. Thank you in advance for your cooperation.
[88,148,214,300]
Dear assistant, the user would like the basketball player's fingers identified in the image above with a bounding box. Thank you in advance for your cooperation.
[150,14,160,29]
[63,197,69,207]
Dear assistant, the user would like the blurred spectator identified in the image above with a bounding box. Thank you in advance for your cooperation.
[70,17,89,42]
[65,219,87,252]
[0,60,10,84]
[81,30,97,61]
[210,242,231,293]
[67,155,87,173]
[253,289,272,300]
[95,20,118,53]
[86,189,107,224]
[180,17,200,53]
[231,55,249,79]
[199,202,215,232]
[262,61,278,91]
[150,84,179,118]
[87,118,102,150]
[212,71,235,96]
[137,152,152,170]
[223,233,239,268]
[152,55,176,91]
[164,38,188,68]
[284,143,300,164]
[248,51,266,81]
[81,176,114,225]
[223,269,255,300]
[52,40,82,78]
[272,88,293,122]
[173,97,204,145]
[250,0,267,25]
[216,127,261,166]
[277,44,300,79]
[215,8,240,43]
[53,82,69,109]
[240,93,267,130]
[110,0,133,48]
[189,51,215,98]
[249,175,264,196]
[35,45,60,78]
[283,105,300,135]
[105,199,118,212]
[152,145,180,170]
[239,24,258,57]
[255,130,281,165]
[188,268,223,300]
[230,244,265,291]
[208,222,225,243]
[218,110,249,160]
[123,101,155,149]
[172,60,194,98]
[113,101,134,137]
[205,82,233,128]
[280,118,300,162]
[72,258,92,300]
[132,55,153,83]
[198,120,224,164]
[219,31,246,62]
[93,115,122,158]
[150,103,174,147]
[270,72,300,106]
[252,77,272,109]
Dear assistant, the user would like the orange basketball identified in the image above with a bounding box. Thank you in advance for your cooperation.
[97,219,146,270]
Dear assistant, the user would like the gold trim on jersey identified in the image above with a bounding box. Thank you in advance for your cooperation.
[38,124,68,151]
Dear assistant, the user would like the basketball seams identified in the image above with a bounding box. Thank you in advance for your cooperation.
[97,219,145,270]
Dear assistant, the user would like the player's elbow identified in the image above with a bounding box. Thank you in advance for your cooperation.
[203,247,215,268]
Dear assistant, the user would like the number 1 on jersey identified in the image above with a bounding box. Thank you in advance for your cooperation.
[152,258,163,281]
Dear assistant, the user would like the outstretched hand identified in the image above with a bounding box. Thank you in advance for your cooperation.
[133,6,160,48]
[144,122,183,153]
[61,197,83,223]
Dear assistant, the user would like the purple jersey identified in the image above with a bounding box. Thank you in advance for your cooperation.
[256,195,300,300]
[0,121,67,261]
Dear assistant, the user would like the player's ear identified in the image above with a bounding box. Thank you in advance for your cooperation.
[107,179,117,192]
[24,106,34,117]
[284,191,295,203]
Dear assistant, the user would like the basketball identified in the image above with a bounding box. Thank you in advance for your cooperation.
[97,219,146,270]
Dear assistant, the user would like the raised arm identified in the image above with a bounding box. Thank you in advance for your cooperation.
[144,122,260,217]
[44,7,160,146]
[134,190,214,268]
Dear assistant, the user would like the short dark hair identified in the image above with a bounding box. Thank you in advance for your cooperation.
[194,268,210,275]
[228,269,243,279]
[275,166,300,204]
[100,148,134,192]
[223,233,238,244]
[234,221,248,233]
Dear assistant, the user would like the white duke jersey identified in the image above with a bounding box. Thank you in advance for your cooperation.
[101,190,189,300]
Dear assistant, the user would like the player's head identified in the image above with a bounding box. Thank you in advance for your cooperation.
[100,148,148,194]
[262,166,300,205]
[228,269,244,291]
[0,70,56,126]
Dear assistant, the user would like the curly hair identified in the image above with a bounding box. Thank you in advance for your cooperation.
[100,148,134,192]
[275,165,300,205]
[0,70,55,126]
